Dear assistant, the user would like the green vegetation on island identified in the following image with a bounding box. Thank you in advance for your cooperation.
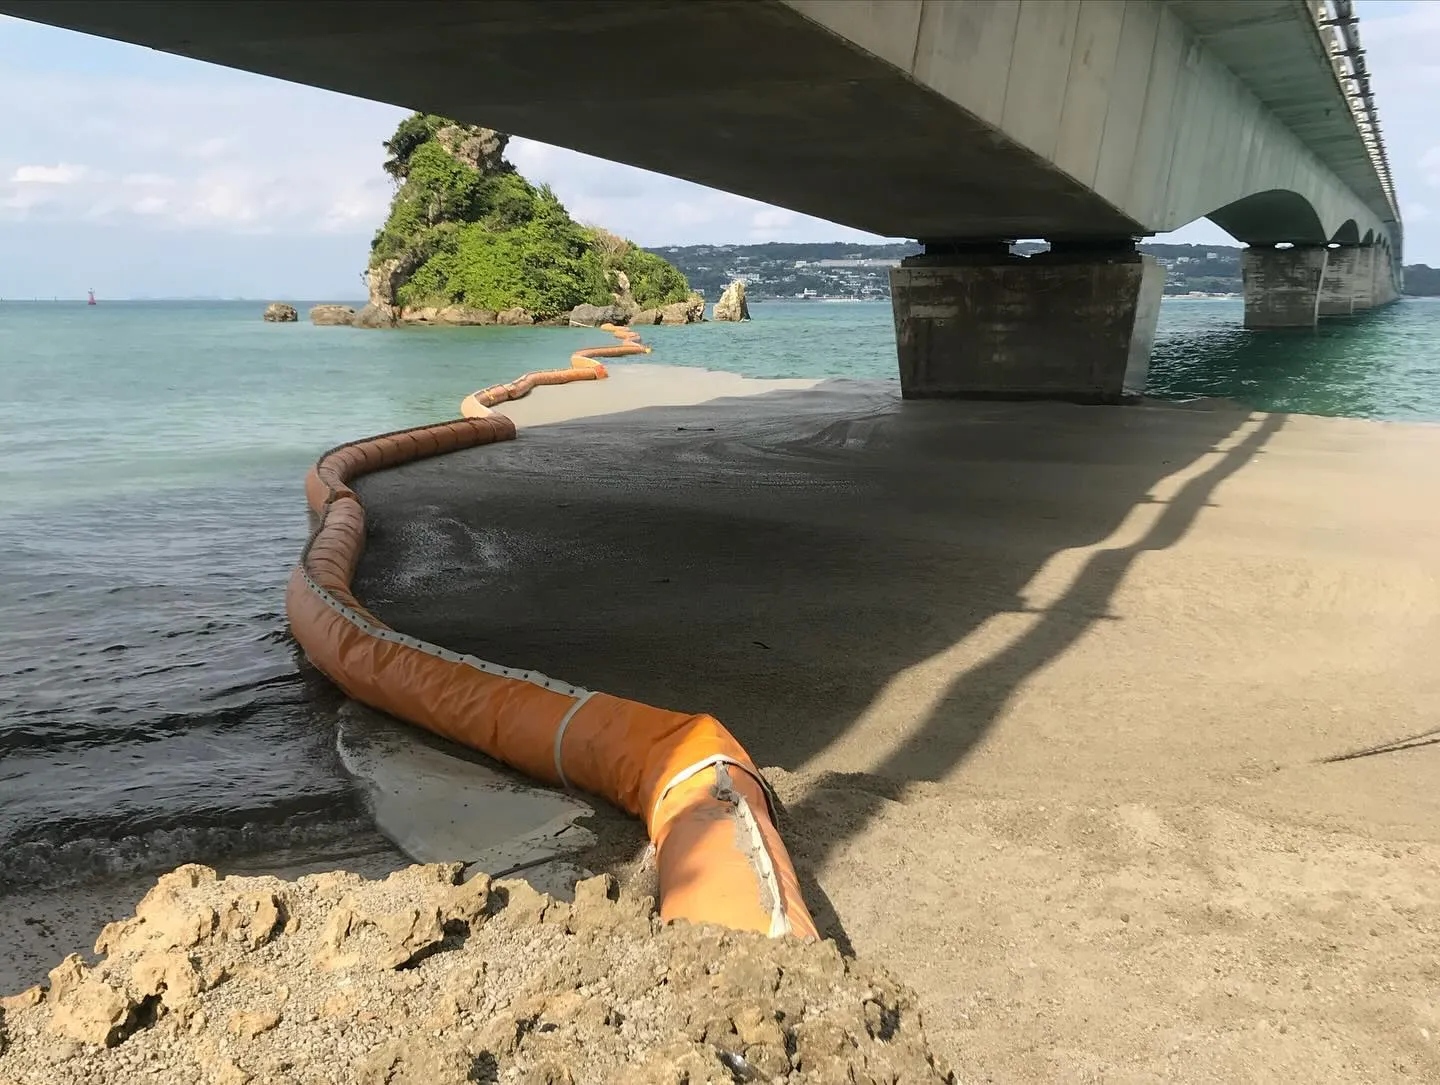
[360,114,694,326]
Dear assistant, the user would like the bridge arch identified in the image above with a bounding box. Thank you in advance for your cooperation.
[1330,219,1361,245]
[1206,190,1328,247]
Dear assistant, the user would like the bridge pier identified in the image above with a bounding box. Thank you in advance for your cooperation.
[1242,246,1329,328]
[1319,247,1361,317]
[890,244,1164,403]
[1350,246,1377,310]
[1371,253,1400,307]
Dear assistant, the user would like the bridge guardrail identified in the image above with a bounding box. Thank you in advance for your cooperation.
[1316,0,1399,224]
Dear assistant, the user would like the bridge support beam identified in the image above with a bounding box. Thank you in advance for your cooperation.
[1371,253,1400,307]
[890,245,1164,403]
[1243,246,1328,328]
[1350,246,1377,310]
[1319,247,1360,317]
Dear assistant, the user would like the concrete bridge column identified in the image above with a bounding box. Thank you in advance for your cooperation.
[1371,255,1400,307]
[1350,246,1377,310]
[1243,246,1329,328]
[1319,247,1360,317]
[889,243,1164,404]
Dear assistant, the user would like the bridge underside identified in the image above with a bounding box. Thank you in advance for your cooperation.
[3,0,1404,403]
[0,0,1142,242]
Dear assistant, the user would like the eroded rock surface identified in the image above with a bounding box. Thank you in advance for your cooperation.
[496,307,533,326]
[262,303,297,323]
[660,293,707,325]
[568,303,627,327]
[0,864,951,1084]
[713,280,751,322]
[309,305,356,326]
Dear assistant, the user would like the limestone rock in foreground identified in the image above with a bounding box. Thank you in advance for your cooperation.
[262,302,297,322]
[0,863,952,1084]
[713,279,751,322]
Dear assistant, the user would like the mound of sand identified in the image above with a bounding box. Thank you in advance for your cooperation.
[0,863,951,1084]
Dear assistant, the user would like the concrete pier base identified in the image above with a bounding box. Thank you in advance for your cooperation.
[1319,247,1360,317]
[1371,253,1400,307]
[1243,246,1328,328]
[1351,245,1377,310]
[889,250,1164,403]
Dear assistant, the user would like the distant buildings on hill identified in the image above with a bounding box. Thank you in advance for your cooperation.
[649,241,1438,301]
[650,241,1244,300]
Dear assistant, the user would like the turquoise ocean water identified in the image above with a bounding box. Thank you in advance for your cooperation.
[2,297,1437,893]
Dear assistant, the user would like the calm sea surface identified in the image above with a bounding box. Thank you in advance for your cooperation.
[2,297,1437,893]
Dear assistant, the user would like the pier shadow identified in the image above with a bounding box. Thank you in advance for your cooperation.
[353,387,1281,944]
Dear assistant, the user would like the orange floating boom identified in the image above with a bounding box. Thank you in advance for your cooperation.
[287,327,816,939]
[458,323,647,416]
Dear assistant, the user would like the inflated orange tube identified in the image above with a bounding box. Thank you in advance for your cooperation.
[459,323,650,417]
[288,328,816,939]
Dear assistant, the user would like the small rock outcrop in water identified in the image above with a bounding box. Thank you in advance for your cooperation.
[660,294,707,325]
[568,302,626,327]
[355,113,693,329]
[0,864,953,1084]
[262,303,297,322]
[309,304,356,326]
[352,303,398,329]
[394,305,499,326]
[713,279,751,322]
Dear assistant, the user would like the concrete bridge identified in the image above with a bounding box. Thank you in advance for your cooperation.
[4,0,1403,401]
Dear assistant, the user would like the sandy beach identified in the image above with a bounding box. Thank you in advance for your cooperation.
[6,366,1437,1080]
[354,369,1439,1082]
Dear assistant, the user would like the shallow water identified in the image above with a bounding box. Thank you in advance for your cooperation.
[1,296,1436,893]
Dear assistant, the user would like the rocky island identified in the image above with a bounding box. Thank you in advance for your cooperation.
[341,115,704,330]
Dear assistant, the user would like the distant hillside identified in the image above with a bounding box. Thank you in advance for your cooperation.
[649,241,1246,300]
[1402,265,1440,296]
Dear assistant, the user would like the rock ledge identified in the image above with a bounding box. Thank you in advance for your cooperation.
[0,863,951,1084]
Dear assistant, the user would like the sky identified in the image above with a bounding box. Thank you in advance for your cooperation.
[0,2,1436,300]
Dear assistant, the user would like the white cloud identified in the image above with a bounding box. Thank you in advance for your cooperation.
[183,136,235,160]
[10,163,85,184]
[1360,2,1440,46]
[1421,147,1440,187]
[0,59,404,235]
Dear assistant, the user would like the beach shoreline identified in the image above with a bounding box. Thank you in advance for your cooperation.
[7,369,1437,1080]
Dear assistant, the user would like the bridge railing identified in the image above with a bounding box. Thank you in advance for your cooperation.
[1315,0,1399,224]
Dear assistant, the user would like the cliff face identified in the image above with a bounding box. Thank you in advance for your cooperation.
[362,114,695,326]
